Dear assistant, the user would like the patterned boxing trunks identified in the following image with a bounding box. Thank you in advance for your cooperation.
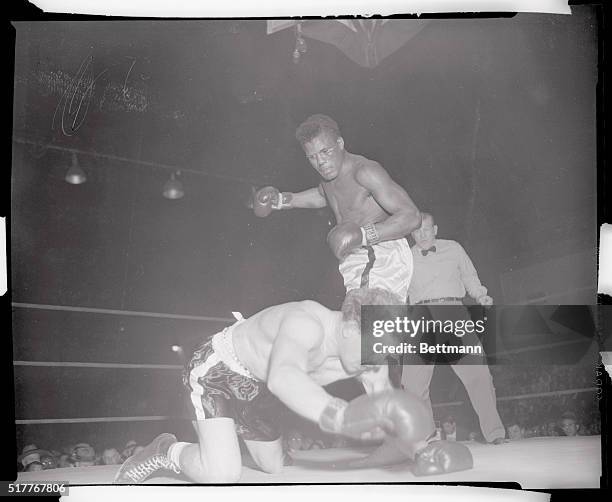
[339,237,413,301]
[183,325,282,442]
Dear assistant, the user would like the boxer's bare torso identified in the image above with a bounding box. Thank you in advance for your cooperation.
[252,129,420,245]
[232,301,351,386]
[320,153,390,226]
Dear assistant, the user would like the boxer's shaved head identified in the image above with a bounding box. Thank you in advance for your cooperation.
[296,114,341,145]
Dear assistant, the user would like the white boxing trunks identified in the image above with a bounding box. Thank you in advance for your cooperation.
[338,237,413,301]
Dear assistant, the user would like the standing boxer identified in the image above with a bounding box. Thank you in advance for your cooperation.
[114,288,472,484]
[252,114,421,303]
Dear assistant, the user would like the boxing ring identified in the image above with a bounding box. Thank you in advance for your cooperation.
[16,436,601,489]
[12,303,602,490]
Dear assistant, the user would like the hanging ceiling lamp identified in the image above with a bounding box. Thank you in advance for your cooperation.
[163,170,184,200]
[292,23,307,63]
[65,151,87,185]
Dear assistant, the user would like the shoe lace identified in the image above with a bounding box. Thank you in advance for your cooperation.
[125,455,180,482]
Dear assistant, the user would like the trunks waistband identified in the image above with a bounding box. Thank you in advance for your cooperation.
[211,321,258,380]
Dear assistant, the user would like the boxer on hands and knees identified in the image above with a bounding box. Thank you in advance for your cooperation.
[252,114,421,302]
[114,288,473,484]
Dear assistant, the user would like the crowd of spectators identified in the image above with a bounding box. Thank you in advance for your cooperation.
[433,390,600,443]
[490,365,595,397]
[17,440,144,473]
[431,363,601,441]
[432,406,599,446]
[495,391,600,435]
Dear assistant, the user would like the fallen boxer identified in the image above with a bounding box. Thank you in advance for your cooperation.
[114,287,472,484]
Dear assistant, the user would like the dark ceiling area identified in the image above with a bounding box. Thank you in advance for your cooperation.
[11,11,598,321]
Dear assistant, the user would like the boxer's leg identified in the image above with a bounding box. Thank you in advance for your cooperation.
[238,390,285,474]
[114,417,243,483]
[177,417,242,483]
[113,432,180,484]
[177,340,244,482]
[243,438,284,474]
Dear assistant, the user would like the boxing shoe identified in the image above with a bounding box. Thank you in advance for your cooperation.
[113,433,180,484]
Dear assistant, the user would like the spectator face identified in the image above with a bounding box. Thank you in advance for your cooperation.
[546,421,559,436]
[71,444,96,467]
[40,455,57,469]
[25,461,44,472]
[507,424,524,440]
[122,441,138,460]
[72,444,95,462]
[560,418,579,437]
[102,448,122,465]
[19,445,42,470]
[286,432,303,451]
[442,421,456,436]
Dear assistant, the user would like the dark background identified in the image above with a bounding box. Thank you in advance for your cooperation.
[9,11,600,450]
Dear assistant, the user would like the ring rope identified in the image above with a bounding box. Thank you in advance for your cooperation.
[12,302,233,323]
[433,386,598,408]
[16,416,173,425]
[487,338,597,357]
[13,361,183,370]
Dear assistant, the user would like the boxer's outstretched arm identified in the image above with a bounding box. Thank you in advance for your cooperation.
[356,163,421,240]
[345,439,410,469]
[285,186,327,209]
[252,186,325,217]
[267,314,335,423]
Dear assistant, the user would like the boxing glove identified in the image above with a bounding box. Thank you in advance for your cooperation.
[327,222,364,261]
[412,440,474,476]
[252,186,284,217]
[319,390,433,454]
